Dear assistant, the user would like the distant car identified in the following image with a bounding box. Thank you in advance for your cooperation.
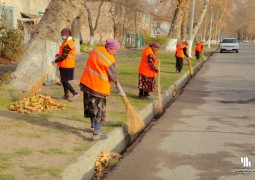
[220,38,239,53]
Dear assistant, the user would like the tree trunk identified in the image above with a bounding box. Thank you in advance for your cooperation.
[165,0,188,51]
[192,0,210,38]
[188,0,209,56]
[84,1,104,46]
[10,0,84,91]
[71,16,81,55]
[181,3,190,40]
[84,2,95,46]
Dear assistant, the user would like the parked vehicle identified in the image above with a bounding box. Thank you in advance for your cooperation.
[220,38,239,53]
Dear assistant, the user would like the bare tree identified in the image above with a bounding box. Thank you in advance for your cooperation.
[10,0,84,91]
[165,0,190,51]
[191,0,210,39]
[84,0,105,46]
[71,16,81,54]
[181,2,190,40]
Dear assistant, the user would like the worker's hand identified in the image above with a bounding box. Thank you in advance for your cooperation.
[52,60,57,64]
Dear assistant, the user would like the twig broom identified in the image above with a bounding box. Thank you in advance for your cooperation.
[157,61,163,115]
[201,52,206,61]
[116,82,144,135]
[187,57,194,78]
[29,63,54,95]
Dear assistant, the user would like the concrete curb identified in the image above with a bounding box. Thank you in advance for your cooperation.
[62,59,207,180]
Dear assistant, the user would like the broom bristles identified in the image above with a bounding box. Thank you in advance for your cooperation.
[121,96,144,135]
[187,58,194,78]
[29,64,54,95]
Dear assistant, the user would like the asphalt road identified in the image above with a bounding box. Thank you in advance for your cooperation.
[105,43,255,180]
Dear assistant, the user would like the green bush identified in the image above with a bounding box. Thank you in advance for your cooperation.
[143,33,167,45]
[80,44,94,53]
[0,4,24,61]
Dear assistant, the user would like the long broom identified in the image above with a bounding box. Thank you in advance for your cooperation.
[186,57,194,78]
[157,61,163,115]
[29,63,54,95]
[116,82,145,135]
[201,52,206,61]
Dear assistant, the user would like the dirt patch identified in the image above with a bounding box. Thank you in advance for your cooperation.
[0,72,12,84]
[0,58,15,66]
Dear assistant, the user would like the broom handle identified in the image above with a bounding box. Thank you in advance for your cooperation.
[116,81,126,97]
[186,57,194,78]
[29,63,55,95]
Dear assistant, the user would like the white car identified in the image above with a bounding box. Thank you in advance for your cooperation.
[220,38,239,53]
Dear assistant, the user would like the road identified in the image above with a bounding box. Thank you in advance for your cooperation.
[105,43,255,180]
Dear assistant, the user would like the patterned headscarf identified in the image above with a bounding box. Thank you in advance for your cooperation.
[149,42,160,49]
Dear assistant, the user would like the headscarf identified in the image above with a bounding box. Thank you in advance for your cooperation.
[105,38,120,52]
[61,28,72,36]
[182,40,189,45]
[149,42,160,49]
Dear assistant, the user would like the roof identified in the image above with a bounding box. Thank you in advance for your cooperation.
[20,12,40,19]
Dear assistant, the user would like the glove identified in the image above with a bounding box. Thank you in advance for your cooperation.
[52,60,57,64]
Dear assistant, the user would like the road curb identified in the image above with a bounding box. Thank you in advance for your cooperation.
[62,59,207,180]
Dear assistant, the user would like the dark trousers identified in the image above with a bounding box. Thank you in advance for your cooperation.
[62,81,75,95]
[176,57,183,72]
[195,50,201,60]
[139,89,149,97]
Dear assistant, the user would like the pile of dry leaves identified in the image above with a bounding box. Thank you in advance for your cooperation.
[93,151,121,180]
[9,94,66,113]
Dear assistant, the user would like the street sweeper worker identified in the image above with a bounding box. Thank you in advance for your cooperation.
[195,40,204,60]
[138,42,160,100]
[79,38,120,140]
[53,28,80,101]
[175,40,189,73]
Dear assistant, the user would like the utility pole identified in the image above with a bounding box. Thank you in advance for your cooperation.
[188,0,195,57]
[208,7,213,48]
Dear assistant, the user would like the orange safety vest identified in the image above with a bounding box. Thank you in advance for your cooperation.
[175,43,187,58]
[57,39,76,68]
[195,41,203,52]
[138,46,158,78]
[80,46,116,96]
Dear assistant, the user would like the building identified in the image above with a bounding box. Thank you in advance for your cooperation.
[80,1,153,47]
[0,0,49,43]
[0,0,153,47]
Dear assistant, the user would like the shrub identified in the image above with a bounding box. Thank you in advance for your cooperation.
[0,3,24,61]
[143,33,168,45]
